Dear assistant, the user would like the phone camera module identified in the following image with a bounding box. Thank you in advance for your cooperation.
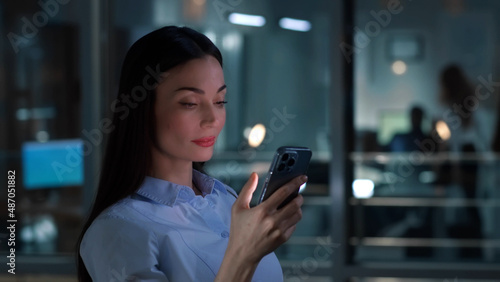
[277,163,286,172]
[287,158,295,166]
[281,153,289,161]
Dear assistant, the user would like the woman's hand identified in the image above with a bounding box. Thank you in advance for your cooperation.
[229,172,306,262]
[216,172,306,281]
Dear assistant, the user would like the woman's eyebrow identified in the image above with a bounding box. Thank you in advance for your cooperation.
[174,84,227,94]
[218,85,227,92]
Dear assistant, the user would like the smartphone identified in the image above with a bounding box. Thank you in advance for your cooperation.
[257,146,312,209]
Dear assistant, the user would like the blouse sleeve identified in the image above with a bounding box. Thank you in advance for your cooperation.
[80,215,169,282]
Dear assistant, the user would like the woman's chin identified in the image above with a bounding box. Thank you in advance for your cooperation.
[193,151,214,162]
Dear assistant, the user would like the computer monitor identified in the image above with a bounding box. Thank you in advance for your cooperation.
[378,111,410,146]
[22,139,84,189]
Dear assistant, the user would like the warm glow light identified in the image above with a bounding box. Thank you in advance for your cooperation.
[228,13,266,27]
[391,60,407,75]
[279,17,311,32]
[352,179,374,199]
[248,124,266,147]
[436,120,451,141]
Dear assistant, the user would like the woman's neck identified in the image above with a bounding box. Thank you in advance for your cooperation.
[149,154,194,190]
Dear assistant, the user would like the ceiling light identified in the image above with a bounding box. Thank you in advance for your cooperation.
[228,13,266,27]
[279,17,311,32]
[391,60,407,75]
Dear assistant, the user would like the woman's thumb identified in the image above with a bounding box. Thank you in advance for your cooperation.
[237,172,259,208]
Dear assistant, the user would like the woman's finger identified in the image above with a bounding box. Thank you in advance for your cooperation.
[282,225,297,241]
[234,172,259,209]
[274,195,303,230]
[262,175,307,210]
[275,194,303,220]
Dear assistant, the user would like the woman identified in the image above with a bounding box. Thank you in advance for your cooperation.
[76,26,306,281]
[438,64,484,258]
[438,64,488,152]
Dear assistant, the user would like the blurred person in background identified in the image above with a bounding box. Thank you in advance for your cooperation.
[388,105,429,152]
[386,105,433,257]
[438,64,488,152]
[437,64,484,258]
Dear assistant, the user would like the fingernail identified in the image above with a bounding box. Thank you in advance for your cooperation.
[301,175,308,182]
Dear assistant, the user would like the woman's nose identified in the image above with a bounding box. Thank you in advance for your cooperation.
[200,104,220,128]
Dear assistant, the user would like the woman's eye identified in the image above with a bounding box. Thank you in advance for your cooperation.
[180,102,197,108]
[216,101,228,107]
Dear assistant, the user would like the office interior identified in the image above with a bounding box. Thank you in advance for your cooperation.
[1,0,500,281]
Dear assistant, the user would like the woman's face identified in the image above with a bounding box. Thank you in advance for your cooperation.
[153,55,226,164]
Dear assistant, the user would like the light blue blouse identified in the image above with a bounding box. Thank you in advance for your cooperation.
[80,169,283,281]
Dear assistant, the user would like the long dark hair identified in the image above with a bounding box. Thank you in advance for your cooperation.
[76,26,222,281]
[439,64,474,127]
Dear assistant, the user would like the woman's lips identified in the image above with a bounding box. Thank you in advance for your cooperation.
[191,136,216,147]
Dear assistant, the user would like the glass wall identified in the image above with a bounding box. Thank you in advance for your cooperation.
[347,0,500,279]
[0,0,88,277]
